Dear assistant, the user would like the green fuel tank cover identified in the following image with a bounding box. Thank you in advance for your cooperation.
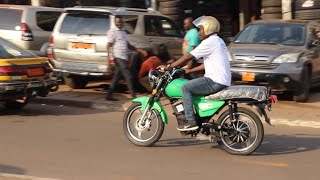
[165,78,189,98]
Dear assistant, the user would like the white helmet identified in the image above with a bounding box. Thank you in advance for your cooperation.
[193,16,220,35]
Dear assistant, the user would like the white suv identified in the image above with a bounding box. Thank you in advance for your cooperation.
[0,5,61,56]
[48,6,183,89]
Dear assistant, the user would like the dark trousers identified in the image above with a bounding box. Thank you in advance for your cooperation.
[107,58,136,98]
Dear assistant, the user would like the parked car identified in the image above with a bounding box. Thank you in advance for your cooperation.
[228,19,320,102]
[47,6,183,89]
[0,37,58,109]
[0,5,62,56]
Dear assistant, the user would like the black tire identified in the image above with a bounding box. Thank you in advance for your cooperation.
[261,13,282,19]
[294,9,320,20]
[262,0,282,7]
[159,7,180,15]
[294,0,320,11]
[123,103,165,147]
[4,100,28,109]
[262,7,282,13]
[166,15,180,21]
[293,67,311,102]
[216,107,264,155]
[159,0,180,8]
[63,75,88,89]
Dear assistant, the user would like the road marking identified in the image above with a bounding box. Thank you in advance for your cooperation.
[272,118,320,128]
[0,173,61,180]
[235,159,289,167]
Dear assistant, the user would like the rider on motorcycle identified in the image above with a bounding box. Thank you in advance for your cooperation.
[160,16,231,131]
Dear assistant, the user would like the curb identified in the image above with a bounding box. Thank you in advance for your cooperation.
[30,98,131,111]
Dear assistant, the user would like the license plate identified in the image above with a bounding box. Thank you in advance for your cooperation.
[242,72,255,81]
[27,68,44,76]
[71,43,93,49]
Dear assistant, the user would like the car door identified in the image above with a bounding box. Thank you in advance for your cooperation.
[144,15,183,59]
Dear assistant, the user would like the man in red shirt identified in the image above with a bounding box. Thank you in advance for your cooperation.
[138,44,173,91]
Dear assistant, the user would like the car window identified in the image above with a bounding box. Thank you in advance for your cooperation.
[60,13,110,35]
[0,9,22,30]
[122,15,138,34]
[234,23,306,46]
[0,38,35,59]
[144,16,181,37]
[36,11,61,31]
[158,17,181,37]
[144,16,161,36]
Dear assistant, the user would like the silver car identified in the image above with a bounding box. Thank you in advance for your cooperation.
[228,20,320,102]
[48,6,183,89]
[0,5,61,56]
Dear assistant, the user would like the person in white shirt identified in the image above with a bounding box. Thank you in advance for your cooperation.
[160,16,231,131]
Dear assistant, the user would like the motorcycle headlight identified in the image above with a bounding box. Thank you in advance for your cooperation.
[273,53,300,63]
[148,70,160,88]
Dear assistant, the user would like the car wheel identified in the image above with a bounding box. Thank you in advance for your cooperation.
[294,9,320,20]
[158,7,181,15]
[261,13,282,19]
[293,68,311,102]
[159,0,180,8]
[262,0,281,7]
[294,0,320,11]
[63,75,88,89]
[4,99,29,109]
[262,7,282,14]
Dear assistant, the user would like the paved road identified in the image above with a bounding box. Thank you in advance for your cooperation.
[0,104,319,180]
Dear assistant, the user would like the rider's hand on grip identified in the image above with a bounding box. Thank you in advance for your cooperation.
[157,64,172,73]
[156,65,166,73]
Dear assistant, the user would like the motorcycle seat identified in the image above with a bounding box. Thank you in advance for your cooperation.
[205,85,269,102]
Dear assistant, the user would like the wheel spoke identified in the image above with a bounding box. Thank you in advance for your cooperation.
[240,134,244,142]
[238,121,245,129]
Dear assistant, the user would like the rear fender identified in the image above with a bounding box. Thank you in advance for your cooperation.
[254,104,274,126]
[132,96,168,124]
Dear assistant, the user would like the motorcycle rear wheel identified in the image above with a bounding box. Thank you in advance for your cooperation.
[216,107,264,155]
[123,103,165,147]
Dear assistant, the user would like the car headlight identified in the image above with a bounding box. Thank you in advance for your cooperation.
[273,53,300,63]
[148,70,160,88]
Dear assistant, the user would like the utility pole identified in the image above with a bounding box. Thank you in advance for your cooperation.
[282,0,292,19]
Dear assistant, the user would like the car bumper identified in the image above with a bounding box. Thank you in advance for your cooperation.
[50,59,112,77]
[231,63,303,91]
[0,78,58,100]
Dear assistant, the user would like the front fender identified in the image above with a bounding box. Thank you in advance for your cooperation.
[132,96,168,124]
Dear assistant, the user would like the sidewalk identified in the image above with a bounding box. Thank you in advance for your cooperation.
[31,83,136,112]
[30,82,320,128]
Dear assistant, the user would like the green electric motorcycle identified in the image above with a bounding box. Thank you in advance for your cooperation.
[123,68,276,155]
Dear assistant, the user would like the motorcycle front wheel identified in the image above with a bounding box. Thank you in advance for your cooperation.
[123,103,165,147]
[216,107,264,155]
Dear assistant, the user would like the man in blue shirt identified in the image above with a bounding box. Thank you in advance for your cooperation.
[182,17,201,79]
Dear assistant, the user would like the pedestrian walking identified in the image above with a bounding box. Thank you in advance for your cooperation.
[106,15,147,101]
[182,17,201,79]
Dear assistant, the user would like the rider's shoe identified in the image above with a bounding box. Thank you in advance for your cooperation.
[177,121,199,131]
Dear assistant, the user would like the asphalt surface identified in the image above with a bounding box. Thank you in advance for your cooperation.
[29,83,320,129]
[0,104,319,180]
